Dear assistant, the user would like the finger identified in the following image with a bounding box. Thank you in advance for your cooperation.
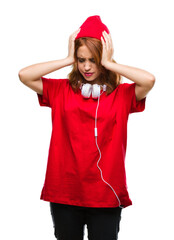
[74,28,81,34]
[101,36,107,53]
[101,36,105,45]
[108,33,114,55]
[103,31,112,48]
[102,31,107,45]
[103,31,110,50]
[76,28,81,35]
[71,28,81,39]
[108,33,113,48]
[104,32,114,56]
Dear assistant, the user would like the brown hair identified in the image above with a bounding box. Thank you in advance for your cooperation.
[68,37,122,96]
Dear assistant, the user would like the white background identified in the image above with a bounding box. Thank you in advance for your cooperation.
[0,0,174,239]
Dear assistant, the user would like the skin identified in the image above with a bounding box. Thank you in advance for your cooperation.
[73,29,155,101]
[76,45,101,84]
[18,28,155,100]
[100,31,156,101]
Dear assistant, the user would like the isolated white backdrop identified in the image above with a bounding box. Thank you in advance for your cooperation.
[0,0,173,239]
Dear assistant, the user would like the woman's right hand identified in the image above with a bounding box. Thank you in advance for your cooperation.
[67,29,81,64]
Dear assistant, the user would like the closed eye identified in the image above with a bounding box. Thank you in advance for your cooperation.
[89,58,95,63]
[77,58,95,63]
[78,58,85,63]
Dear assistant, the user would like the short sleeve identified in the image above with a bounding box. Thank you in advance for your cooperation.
[37,77,66,108]
[122,83,146,114]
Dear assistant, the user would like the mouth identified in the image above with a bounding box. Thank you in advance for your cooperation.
[84,72,94,77]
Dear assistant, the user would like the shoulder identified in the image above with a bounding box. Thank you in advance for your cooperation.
[118,82,135,89]
[115,82,136,94]
[41,77,69,82]
[41,77,70,87]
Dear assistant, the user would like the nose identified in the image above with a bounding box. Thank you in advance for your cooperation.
[84,61,91,71]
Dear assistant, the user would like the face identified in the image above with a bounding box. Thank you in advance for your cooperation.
[77,45,101,83]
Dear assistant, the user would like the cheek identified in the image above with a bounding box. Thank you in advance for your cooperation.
[94,66,101,75]
[77,63,82,72]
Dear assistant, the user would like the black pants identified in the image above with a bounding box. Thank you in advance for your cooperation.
[50,202,122,240]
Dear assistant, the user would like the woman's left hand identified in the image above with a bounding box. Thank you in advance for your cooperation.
[101,31,114,68]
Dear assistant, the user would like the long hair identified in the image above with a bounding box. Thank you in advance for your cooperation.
[68,37,122,96]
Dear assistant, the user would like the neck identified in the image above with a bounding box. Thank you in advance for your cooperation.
[82,77,102,85]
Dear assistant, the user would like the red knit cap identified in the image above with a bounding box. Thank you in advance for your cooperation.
[75,15,110,41]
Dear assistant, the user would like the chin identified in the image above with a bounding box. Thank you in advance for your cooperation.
[84,78,96,82]
[83,75,100,83]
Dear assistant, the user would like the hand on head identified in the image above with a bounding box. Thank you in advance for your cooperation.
[101,31,114,67]
[67,29,81,64]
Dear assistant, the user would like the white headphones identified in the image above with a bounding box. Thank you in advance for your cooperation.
[77,81,123,207]
[80,83,107,99]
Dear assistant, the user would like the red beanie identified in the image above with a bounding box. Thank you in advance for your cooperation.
[75,15,110,41]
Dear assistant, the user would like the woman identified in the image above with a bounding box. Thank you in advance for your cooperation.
[18,15,155,240]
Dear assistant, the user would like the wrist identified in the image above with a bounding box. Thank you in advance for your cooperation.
[65,56,75,66]
[102,60,113,70]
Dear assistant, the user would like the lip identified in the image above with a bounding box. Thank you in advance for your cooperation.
[84,72,94,77]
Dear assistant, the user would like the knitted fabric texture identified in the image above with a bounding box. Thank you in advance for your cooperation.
[76,15,110,40]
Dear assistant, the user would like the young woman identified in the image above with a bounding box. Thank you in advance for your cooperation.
[18,16,155,240]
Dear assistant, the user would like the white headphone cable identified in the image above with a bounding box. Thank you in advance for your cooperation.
[94,90,123,208]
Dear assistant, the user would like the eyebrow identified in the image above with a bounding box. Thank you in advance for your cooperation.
[77,57,95,60]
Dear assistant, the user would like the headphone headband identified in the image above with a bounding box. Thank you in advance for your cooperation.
[79,83,107,90]
[79,82,107,99]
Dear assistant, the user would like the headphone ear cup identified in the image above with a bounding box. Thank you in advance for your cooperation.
[80,83,106,99]
[81,83,92,98]
[92,84,101,99]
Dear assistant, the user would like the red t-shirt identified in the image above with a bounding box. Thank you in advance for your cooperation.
[37,77,146,208]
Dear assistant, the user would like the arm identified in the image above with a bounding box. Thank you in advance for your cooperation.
[18,58,74,83]
[101,31,156,101]
[18,29,80,95]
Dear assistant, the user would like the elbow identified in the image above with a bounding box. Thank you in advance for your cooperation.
[18,69,27,83]
[147,74,156,89]
[18,70,24,82]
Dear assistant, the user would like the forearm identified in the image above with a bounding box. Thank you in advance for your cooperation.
[18,57,73,82]
[104,61,155,87]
